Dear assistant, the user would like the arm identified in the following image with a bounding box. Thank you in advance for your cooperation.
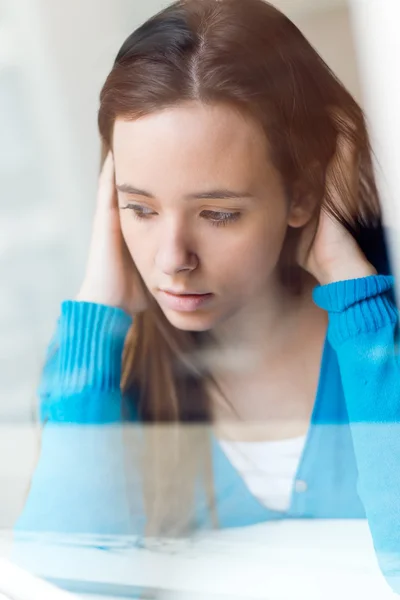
[15,300,144,535]
[313,274,400,593]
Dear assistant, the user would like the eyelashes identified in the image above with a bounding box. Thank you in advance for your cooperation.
[120,203,241,227]
[120,204,156,218]
[200,209,241,227]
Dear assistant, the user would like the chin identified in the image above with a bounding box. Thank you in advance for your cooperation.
[162,308,218,332]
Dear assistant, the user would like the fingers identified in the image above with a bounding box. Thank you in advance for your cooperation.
[336,133,360,185]
[329,135,359,196]
[325,109,360,220]
[331,108,360,172]
[97,150,118,211]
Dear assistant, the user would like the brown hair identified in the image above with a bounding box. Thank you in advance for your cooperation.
[98,0,380,535]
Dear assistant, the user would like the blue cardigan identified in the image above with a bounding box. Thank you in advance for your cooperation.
[15,275,400,593]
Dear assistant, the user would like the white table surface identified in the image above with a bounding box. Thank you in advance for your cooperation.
[0,520,396,599]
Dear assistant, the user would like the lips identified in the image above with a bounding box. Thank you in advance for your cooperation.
[162,289,208,295]
[159,290,214,312]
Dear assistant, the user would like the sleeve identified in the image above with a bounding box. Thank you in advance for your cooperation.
[14,301,145,536]
[313,275,400,594]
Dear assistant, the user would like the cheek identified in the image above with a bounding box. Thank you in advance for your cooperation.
[120,221,153,277]
[216,219,288,284]
[220,242,278,292]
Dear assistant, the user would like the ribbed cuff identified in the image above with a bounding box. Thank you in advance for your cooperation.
[312,275,398,346]
[58,301,133,392]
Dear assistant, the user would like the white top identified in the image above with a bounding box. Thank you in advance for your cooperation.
[219,435,307,512]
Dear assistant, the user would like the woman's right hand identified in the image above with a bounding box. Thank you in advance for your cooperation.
[76,151,147,315]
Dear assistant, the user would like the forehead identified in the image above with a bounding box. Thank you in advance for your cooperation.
[112,102,276,191]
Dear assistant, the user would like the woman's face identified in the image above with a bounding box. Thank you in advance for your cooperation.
[113,101,306,332]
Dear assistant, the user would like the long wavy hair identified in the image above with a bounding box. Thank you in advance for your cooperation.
[97,0,381,536]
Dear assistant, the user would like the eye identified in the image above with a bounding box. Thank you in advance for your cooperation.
[120,203,157,219]
[200,210,241,227]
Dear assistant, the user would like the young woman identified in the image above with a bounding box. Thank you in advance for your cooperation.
[16,0,400,592]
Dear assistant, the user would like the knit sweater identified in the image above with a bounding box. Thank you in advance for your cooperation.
[15,275,400,593]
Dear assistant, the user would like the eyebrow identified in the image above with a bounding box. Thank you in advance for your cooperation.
[116,183,255,201]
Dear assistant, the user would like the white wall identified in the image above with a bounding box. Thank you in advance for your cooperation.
[349,0,400,287]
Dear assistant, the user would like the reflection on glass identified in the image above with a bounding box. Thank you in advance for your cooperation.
[1,0,399,598]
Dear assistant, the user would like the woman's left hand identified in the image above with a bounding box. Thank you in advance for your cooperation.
[298,126,377,285]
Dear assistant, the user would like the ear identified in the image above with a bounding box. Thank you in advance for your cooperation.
[287,181,317,229]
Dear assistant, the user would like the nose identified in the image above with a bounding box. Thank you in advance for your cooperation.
[155,220,199,276]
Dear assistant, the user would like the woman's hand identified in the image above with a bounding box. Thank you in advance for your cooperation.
[76,151,147,315]
[299,129,377,285]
